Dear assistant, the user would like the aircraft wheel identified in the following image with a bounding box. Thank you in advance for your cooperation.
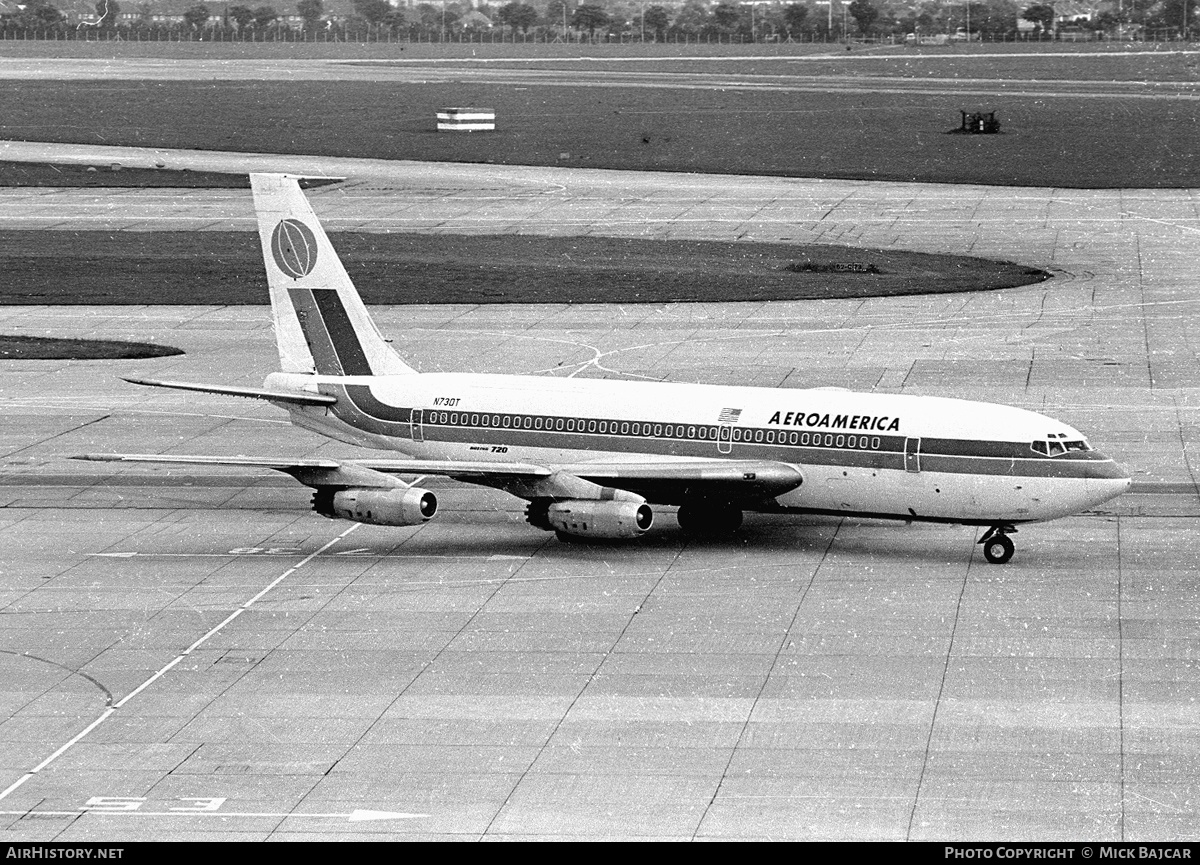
[676,502,701,533]
[982,534,1015,564]
[715,505,743,534]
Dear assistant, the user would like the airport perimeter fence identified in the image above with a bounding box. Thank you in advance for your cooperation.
[0,25,1195,44]
[3,26,850,42]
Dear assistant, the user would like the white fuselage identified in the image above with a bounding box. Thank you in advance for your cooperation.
[268,371,1131,526]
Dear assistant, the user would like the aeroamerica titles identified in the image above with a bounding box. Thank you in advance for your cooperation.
[768,410,901,432]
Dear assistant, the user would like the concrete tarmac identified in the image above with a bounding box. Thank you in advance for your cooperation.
[0,146,1198,840]
[1,54,1198,100]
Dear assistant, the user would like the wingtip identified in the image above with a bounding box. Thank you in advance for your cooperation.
[248,172,345,187]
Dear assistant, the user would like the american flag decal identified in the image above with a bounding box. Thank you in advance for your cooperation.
[718,408,742,424]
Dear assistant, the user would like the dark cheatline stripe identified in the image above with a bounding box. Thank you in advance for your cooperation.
[344,385,412,424]
[330,384,412,438]
[328,386,1117,481]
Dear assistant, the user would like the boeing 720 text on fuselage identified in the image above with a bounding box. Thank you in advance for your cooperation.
[77,174,1131,564]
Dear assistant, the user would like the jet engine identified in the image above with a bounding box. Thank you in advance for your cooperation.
[312,487,437,527]
[543,500,653,540]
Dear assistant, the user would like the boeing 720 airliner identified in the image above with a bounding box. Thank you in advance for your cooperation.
[77,174,1130,563]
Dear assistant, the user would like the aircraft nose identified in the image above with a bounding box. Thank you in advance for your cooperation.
[1085,454,1131,506]
[1085,454,1131,481]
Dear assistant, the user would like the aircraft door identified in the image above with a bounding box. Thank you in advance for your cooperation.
[718,423,732,455]
[411,408,424,443]
[904,436,921,473]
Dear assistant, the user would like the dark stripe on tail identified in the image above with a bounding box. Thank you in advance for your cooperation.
[288,287,373,376]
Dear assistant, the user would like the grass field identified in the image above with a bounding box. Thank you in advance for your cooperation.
[0,161,249,187]
[0,230,1048,306]
[0,227,1047,357]
[0,334,182,360]
[0,162,346,187]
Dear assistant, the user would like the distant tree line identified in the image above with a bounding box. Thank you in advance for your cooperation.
[2,0,1196,42]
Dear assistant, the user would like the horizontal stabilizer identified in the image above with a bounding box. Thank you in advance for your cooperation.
[74,453,551,477]
[124,377,337,407]
[73,453,342,470]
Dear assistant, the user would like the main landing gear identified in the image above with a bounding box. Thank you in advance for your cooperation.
[676,501,743,536]
[978,525,1017,564]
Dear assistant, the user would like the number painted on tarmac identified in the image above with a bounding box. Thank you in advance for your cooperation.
[171,797,227,812]
[83,797,146,811]
[82,796,228,812]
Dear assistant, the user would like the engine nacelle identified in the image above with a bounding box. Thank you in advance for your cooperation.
[545,500,653,539]
[312,487,437,527]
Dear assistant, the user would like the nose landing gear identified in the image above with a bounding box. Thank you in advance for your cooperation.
[978,525,1017,564]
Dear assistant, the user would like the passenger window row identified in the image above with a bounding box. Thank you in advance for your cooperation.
[425,411,883,450]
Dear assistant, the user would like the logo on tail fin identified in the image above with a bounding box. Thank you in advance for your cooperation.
[271,219,319,279]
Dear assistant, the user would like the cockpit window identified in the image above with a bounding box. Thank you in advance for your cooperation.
[1031,435,1091,457]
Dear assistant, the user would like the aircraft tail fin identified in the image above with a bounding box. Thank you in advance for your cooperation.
[250,173,415,377]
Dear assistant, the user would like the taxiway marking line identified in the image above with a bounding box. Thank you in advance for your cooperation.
[1,809,426,822]
[0,524,360,804]
[0,710,116,803]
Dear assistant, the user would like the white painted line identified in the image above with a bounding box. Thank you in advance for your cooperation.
[0,709,115,802]
[0,808,427,822]
[0,523,360,804]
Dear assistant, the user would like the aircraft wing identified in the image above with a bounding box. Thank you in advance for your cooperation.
[356,457,803,503]
[72,454,802,504]
[123,377,337,407]
[557,459,804,503]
